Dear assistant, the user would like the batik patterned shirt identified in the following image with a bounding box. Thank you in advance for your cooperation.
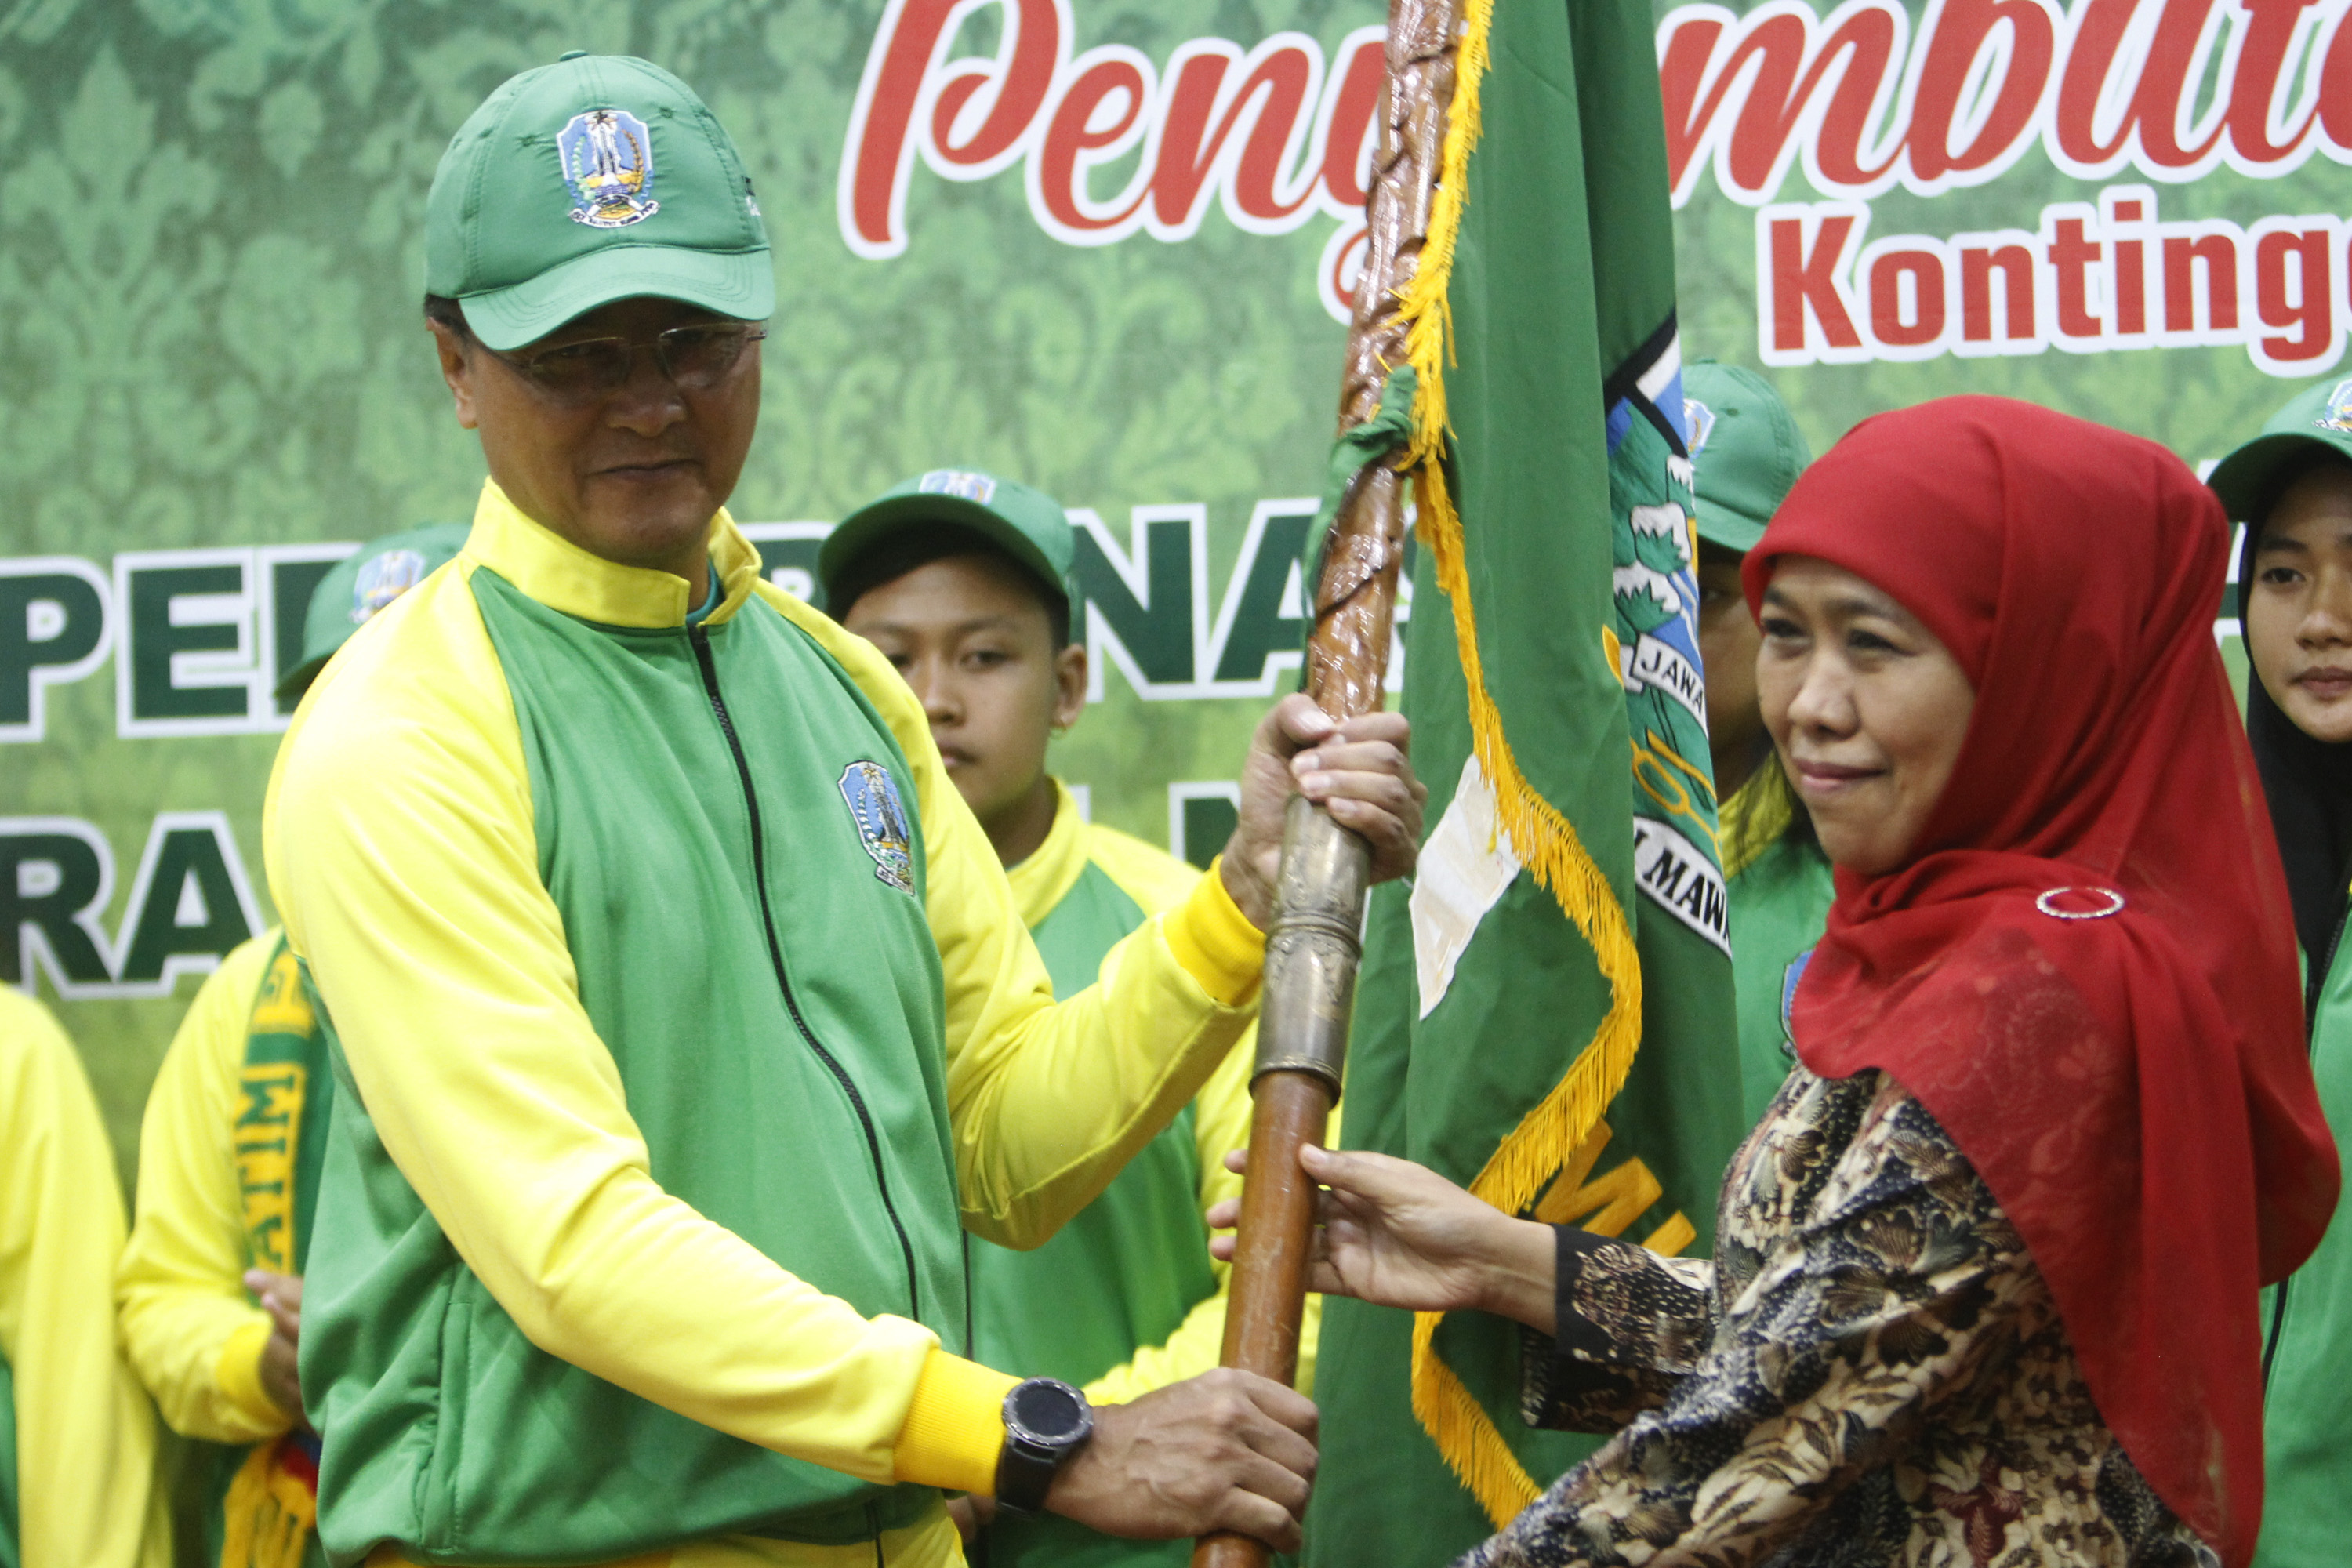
[1461,1068,2216,1568]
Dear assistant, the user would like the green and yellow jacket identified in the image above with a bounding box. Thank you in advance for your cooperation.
[2254,932,2352,1568]
[119,930,332,1568]
[262,481,1265,1568]
[1720,771,1835,1125]
[975,784,1316,1568]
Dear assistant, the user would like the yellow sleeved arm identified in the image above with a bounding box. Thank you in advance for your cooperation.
[935,825,1266,1248]
[264,569,966,1489]
[116,934,292,1443]
[0,992,170,1568]
[757,587,1269,1251]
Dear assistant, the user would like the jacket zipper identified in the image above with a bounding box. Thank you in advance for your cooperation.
[2265,895,2352,1388]
[689,624,924,1323]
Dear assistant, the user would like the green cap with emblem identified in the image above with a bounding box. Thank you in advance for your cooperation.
[425,52,773,351]
[2208,375,2352,524]
[819,469,1076,614]
[1682,361,1811,554]
[276,523,471,702]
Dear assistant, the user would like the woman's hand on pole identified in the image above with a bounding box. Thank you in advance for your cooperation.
[1207,1145,1558,1335]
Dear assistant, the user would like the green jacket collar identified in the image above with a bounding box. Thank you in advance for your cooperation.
[463,478,763,630]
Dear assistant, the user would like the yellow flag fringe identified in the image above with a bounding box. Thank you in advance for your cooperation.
[1391,0,1649,1529]
[218,1439,316,1568]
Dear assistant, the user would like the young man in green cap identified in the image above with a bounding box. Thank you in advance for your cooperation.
[2209,377,2352,1568]
[119,524,466,1568]
[265,54,1425,1568]
[825,472,1316,1568]
[1681,362,1833,1123]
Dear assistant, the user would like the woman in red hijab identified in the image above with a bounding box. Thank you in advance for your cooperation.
[1222,397,2339,1566]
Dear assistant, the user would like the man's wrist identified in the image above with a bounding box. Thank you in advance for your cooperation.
[1215,838,1276,931]
[1168,858,1268,1004]
[217,1316,289,1425]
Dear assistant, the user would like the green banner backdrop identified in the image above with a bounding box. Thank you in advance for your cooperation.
[3,0,2337,1187]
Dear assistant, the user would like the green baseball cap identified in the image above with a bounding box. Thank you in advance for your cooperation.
[425,53,772,351]
[819,469,1075,614]
[2208,375,2352,524]
[1682,361,1812,554]
[276,524,471,702]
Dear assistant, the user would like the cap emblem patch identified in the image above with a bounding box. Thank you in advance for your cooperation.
[351,550,429,625]
[839,760,916,895]
[917,469,998,506]
[558,108,659,230]
[2319,377,2352,434]
[1683,397,1717,456]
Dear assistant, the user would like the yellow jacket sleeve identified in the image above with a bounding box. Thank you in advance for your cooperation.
[0,990,170,1568]
[116,933,292,1443]
[758,584,1267,1251]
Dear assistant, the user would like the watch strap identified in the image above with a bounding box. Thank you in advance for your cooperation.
[993,1436,1060,1515]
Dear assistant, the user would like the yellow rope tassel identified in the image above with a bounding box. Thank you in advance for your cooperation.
[218,1439,316,1568]
[1390,0,1650,1528]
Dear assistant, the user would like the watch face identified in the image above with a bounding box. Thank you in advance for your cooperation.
[1007,1379,1086,1445]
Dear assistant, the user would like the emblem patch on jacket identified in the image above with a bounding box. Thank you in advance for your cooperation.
[352,550,427,624]
[838,760,915,894]
[557,108,659,229]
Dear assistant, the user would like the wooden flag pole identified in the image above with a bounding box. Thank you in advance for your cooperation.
[1192,4,1463,1565]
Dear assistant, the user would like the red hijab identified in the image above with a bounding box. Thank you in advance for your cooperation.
[1741,396,2338,1565]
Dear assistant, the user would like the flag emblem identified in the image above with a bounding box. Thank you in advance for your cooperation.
[557,108,659,229]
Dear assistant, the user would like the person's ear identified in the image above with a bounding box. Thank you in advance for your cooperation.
[1051,641,1087,735]
[428,319,481,431]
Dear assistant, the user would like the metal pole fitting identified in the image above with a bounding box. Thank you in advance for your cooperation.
[1250,793,1373,1097]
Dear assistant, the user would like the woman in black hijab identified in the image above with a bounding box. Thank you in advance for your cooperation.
[2211,376,2352,1568]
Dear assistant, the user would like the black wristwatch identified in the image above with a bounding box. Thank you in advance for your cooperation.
[994,1377,1094,1515]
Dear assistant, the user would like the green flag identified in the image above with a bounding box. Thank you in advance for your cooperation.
[1305,0,1743,1559]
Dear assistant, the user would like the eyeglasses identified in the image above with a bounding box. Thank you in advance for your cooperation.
[492,323,767,405]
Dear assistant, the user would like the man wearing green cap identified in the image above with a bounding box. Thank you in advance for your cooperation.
[824,471,1316,1568]
[119,524,466,1568]
[2209,377,2352,1568]
[1681,362,1833,1123]
[264,54,1425,1568]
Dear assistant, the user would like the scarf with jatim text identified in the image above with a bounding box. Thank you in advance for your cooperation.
[1743,395,2339,1567]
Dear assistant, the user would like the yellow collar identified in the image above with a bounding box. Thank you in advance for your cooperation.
[460,479,764,630]
[1719,766,1795,881]
[1003,780,1091,929]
